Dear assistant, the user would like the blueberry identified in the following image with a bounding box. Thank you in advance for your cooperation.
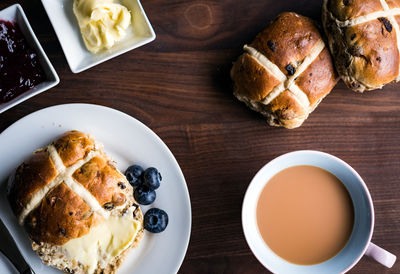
[143,167,162,190]
[134,185,156,205]
[125,165,144,187]
[144,208,168,233]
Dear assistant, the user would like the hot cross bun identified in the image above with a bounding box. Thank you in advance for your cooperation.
[231,12,338,129]
[7,130,143,274]
[322,0,400,91]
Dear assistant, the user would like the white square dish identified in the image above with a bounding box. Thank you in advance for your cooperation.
[0,4,60,114]
[41,0,156,73]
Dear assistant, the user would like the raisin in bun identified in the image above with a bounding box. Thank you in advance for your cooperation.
[322,0,400,92]
[8,130,143,274]
[231,12,338,129]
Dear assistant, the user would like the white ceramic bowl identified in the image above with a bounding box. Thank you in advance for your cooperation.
[41,0,156,73]
[0,4,59,114]
[242,150,396,273]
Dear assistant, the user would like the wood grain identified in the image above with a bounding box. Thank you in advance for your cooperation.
[0,0,399,273]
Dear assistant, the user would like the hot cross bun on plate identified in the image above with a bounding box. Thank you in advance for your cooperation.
[7,130,143,274]
[322,0,400,92]
[231,12,338,129]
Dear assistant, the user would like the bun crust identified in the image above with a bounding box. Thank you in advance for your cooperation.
[231,12,338,129]
[322,0,400,91]
[8,150,57,219]
[53,131,95,167]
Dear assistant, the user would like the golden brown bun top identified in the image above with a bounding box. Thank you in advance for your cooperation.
[53,130,94,167]
[348,20,399,87]
[328,0,384,21]
[231,12,338,128]
[8,150,57,218]
[323,0,400,90]
[251,12,322,74]
[388,0,400,8]
[25,182,101,245]
[8,130,136,245]
[72,156,127,208]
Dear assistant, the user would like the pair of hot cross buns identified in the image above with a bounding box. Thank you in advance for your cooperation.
[232,0,400,128]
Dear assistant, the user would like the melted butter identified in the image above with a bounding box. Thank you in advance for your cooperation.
[62,208,140,274]
[73,0,132,53]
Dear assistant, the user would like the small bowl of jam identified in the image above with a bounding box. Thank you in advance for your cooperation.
[0,4,59,114]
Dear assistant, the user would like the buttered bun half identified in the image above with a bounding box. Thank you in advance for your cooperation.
[7,130,143,274]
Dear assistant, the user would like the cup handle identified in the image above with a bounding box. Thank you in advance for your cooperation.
[365,242,397,268]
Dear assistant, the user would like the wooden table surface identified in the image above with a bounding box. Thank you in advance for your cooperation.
[1,0,399,273]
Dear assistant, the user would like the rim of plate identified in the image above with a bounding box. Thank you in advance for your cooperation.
[0,103,192,274]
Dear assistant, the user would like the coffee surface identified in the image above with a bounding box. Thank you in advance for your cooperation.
[257,165,354,265]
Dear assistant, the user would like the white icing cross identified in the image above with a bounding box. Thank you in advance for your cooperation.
[244,39,326,111]
[18,145,110,225]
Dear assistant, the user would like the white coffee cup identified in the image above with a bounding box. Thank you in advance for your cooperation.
[242,150,396,273]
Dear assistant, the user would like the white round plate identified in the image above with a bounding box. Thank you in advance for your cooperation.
[0,104,191,274]
[0,251,18,274]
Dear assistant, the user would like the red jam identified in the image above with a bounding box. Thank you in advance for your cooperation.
[0,20,45,104]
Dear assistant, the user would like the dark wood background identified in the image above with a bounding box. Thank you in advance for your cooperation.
[1,0,399,273]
